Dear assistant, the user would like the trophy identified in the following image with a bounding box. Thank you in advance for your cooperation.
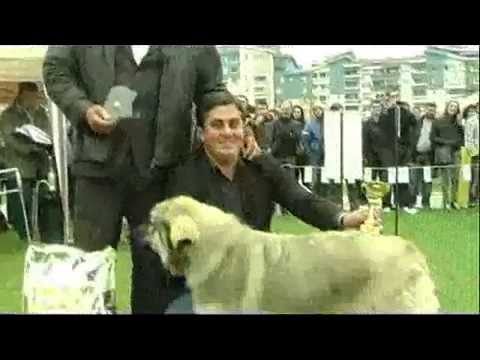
[360,181,390,235]
[103,86,137,129]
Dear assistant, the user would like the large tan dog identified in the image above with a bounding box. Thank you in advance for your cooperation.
[147,196,440,314]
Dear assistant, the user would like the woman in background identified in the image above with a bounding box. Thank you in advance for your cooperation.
[292,105,308,185]
[463,104,479,206]
[430,100,464,210]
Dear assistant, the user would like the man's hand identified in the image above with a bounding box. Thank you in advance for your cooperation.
[242,126,262,160]
[342,207,383,229]
[86,105,116,135]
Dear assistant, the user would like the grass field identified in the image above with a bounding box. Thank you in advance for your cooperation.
[0,208,478,314]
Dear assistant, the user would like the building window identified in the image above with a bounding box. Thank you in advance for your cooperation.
[319,96,327,102]
[255,76,267,82]
[254,87,265,93]
[345,106,359,111]
[345,80,359,88]
[230,66,239,73]
[319,73,327,78]
[413,88,427,97]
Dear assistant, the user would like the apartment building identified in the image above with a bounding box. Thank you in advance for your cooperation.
[219,46,275,108]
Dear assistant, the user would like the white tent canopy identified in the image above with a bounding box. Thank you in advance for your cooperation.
[0,46,47,82]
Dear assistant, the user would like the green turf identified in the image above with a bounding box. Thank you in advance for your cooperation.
[1,208,478,314]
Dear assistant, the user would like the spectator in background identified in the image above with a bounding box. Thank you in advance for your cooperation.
[430,100,464,210]
[271,102,303,213]
[251,112,273,152]
[376,92,417,214]
[412,106,424,121]
[0,82,51,241]
[271,102,302,168]
[363,101,385,184]
[292,105,308,185]
[264,109,279,153]
[463,104,479,206]
[410,102,437,209]
[256,102,269,116]
[302,105,325,196]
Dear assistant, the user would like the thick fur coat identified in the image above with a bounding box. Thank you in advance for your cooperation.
[147,196,440,314]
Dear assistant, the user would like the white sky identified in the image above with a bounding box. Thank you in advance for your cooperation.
[281,45,428,67]
[1,45,476,68]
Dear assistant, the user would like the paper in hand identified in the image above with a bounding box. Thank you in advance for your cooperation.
[14,124,52,148]
[103,86,137,123]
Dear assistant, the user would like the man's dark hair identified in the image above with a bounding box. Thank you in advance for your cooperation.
[18,82,39,96]
[330,103,343,111]
[197,90,245,128]
[462,104,477,119]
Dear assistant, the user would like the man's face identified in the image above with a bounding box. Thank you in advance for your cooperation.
[280,103,292,120]
[20,90,41,110]
[385,93,399,109]
[203,104,245,165]
[312,107,323,119]
[256,104,268,115]
[467,108,478,119]
[426,106,437,119]
[371,104,382,117]
[237,97,248,112]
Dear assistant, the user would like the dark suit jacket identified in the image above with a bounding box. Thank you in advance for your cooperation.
[43,46,223,178]
[0,103,51,179]
[165,148,343,232]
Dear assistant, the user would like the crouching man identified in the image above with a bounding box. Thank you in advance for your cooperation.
[138,90,380,313]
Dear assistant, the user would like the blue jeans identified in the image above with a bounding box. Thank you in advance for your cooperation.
[165,291,194,314]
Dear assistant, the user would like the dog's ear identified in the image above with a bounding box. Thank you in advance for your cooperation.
[169,215,199,251]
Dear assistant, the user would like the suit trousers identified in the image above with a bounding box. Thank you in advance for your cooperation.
[73,169,172,314]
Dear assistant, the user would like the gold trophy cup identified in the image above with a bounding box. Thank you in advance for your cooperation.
[360,181,390,235]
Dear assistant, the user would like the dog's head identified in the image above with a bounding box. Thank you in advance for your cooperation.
[147,196,206,276]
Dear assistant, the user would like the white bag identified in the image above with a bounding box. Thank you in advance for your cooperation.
[23,244,116,314]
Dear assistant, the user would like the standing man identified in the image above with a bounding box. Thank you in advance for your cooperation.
[271,102,302,168]
[43,45,223,313]
[0,82,51,241]
[410,103,437,209]
[377,92,417,213]
[159,90,377,313]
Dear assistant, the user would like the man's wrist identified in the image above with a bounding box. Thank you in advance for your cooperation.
[337,212,347,229]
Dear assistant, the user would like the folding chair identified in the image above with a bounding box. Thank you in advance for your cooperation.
[0,167,32,242]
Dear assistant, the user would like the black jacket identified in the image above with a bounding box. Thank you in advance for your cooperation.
[362,117,382,166]
[377,107,417,150]
[271,118,303,160]
[165,148,343,232]
[430,117,464,151]
[43,46,223,178]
